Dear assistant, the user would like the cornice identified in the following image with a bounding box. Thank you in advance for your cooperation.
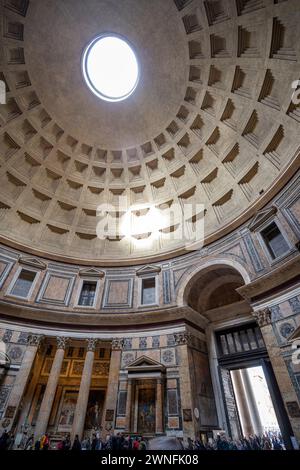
[0,300,205,332]
[237,254,300,302]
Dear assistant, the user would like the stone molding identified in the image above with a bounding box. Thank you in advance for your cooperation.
[174,332,192,346]
[79,268,105,278]
[86,338,98,352]
[253,308,272,328]
[56,336,69,350]
[136,265,161,276]
[27,333,44,347]
[18,256,47,270]
[111,338,124,350]
[248,206,277,232]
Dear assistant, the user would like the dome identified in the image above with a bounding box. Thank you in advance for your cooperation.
[0,0,299,265]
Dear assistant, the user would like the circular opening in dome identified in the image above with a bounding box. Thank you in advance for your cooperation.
[82,34,139,102]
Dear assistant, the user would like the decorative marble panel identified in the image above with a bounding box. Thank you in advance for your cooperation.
[41,358,70,377]
[167,334,175,346]
[139,337,147,349]
[92,361,110,377]
[2,330,12,343]
[115,417,126,428]
[17,331,28,344]
[117,390,127,416]
[289,297,300,314]
[0,386,10,411]
[163,270,171,304]
[36,271,75,306]
[102,278,133,309]
[243,232,265,272]
[161,348,176,366]
[123,338,132,350]
[168,416,180,429]
[167,389,179,415]
[121,351,136,368]
[7,344,25,362]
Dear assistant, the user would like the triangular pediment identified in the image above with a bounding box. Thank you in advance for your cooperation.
[127,355,165,371]
[19,256,47,270]
[249,206,277,231]
[79,268,105,278]
[136,265,161,276]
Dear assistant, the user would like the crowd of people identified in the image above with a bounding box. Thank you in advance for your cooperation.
[56,433,147,451]
[0,430,148,451]
[186,432,285,451]
[0,429,286,451]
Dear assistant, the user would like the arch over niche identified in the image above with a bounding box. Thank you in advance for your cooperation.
[176,257,251,308]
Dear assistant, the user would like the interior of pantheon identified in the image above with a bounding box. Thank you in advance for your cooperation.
[0,0,300,451]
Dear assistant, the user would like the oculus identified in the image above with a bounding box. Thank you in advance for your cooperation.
[82,34,139,102]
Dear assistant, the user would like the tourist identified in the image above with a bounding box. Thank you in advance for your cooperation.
[91,433,97,450]
[216,434,230,450]
[72,434,82,450]
[272,438,283,450]
[0,430,10,450]
[34,438,40,451]
[81,436,91,450]
[186,437,194,450]
[64,434,71,450]
[132,437,140,450]
[24,433,34,450]
[57,438,64,450]
[40,433,50,450]
[139,436,147,450]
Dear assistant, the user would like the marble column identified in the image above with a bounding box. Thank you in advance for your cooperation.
[1,334,44,432]
[34,337,68,439]
[174,332,196,440]
[253,308,300,441]
[125,378,133,433]
[240,368,263,436]
[155,378,163,434]
[71,339,97,442]
[231,369,254,436]
[15,339,46,436]
[101,338,123,435]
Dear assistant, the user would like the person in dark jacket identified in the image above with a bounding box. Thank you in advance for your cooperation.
[0,430,9,450]
[72,434,82,451]
[216,434,230,450]
[34,439,41,451]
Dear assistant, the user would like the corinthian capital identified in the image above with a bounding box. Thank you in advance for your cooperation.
[27,334,44,347]
[253,308,272,328]
[86,338,98,352]
[174,332,192,346]
[56,336,69,350]
[111,338,124,350]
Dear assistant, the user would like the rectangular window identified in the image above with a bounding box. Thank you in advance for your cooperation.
[141,277,156,305]
[78,347,85,358]
[78,281,97,306]
[99,348,105,358]
[261,222,289,259]
[10,269,36,298]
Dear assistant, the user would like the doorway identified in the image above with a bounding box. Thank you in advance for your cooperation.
[216,323,294,449]
[231,366,280,436]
